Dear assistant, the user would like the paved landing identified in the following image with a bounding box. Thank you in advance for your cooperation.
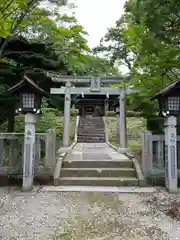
[42,186,157,193]
[65,143,129,161]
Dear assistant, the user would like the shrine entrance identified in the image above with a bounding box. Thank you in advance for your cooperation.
[84,105,94,116]
[49,74,130,148]
[75,95,107,117]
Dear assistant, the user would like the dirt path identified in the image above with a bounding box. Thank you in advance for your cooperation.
[0,187,180,239]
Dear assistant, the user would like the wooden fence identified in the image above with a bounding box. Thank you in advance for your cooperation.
[141,131,180,178]
[0,129,56,177]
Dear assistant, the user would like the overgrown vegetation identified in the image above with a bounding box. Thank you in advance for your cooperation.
[106,116,146,150]
[0,108,76,139]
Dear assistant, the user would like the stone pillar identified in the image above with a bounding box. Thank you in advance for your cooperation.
[116,106,120,141]
[119,87,127,148]
[141,131,153,177]
[164,116,178,193]
[63,81,71,147]
[22,113,36,191]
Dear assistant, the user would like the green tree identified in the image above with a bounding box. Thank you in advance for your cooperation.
[0,36,60,131]
[95,0,180,132]
[0,0,68,56]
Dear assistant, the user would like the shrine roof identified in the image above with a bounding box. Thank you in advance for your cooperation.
[151,78,180,100]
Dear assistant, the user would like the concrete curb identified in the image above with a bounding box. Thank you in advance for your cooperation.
[53,141,77,185]
[53,152,66,186]
[41,186,157,193]
[125,152,147,187]
[58,141,77,153]
[107,141,147,187]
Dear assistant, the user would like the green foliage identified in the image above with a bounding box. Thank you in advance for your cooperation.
[0,109,63,136]
[106,116,146,149]
[96,0,180,129]
[0,0,121,133]
[0,0,68,38]
[42,107,59,116]
[70,108,79,116]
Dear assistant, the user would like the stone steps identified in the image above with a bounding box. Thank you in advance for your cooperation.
[59,177,139,186]
[77,139,106,143]
[56,143,140,187]
[78,128,105,131]
[77,116,106,143]
[78,133,105,136]
[62,159,133,169]
[77,135,106,143]
[60,168,136,178]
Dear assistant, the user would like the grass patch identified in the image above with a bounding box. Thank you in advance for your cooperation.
[50,192,122,240]
[106,117,146,151]
[85,192,121,209]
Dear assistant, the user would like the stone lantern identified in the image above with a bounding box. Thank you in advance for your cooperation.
[151,79,180,192]
[7,75,48,191]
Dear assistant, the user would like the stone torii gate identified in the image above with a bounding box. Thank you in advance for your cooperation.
[48,73,129,148]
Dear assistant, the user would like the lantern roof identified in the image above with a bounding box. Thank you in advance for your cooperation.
[7,75,48,96]
[151,78,180,101]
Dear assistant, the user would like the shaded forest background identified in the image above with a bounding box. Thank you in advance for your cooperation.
[0,0,179,134]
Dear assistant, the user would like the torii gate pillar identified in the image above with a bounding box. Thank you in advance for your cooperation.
[119,87,127,148]
[63,81,71,147]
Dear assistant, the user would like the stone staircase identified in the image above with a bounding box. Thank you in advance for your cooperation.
[77,116,106,143]
[58,143,139,187]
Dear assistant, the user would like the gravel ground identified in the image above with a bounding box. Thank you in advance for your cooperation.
[0,187,180,240]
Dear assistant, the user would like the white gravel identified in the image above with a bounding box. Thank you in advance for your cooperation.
[0,186,180,239]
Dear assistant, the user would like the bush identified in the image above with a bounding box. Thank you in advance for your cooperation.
[0,109,64,137]
[42,108,59,115]
[70,108,79,116]
[127,111,143,117]
[146,117,164,134]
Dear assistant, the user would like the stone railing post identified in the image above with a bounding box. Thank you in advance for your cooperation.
[45,129,56,172]
[141,130,153,177]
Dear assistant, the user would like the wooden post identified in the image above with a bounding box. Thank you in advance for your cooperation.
[45,129,56,172]
[141,130,153,177]
[63,81,71,147]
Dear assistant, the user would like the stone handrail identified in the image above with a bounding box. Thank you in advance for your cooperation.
[74,115,80,142]
[102,116,109,142]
